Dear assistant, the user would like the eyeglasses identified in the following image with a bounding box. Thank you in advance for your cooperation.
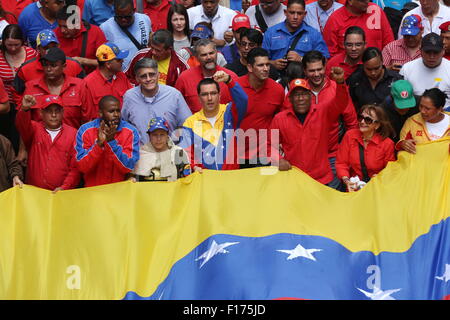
[344,42,365,48]
[358,115,378,124]
[260,1,277,7]
[239,41,257,49]
[115,14,133,20]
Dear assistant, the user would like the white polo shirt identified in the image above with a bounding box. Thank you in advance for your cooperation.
[398,4,450,39]
[400,57,450,107]
[188,5,237,43]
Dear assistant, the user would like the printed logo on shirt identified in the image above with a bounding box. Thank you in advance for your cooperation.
[435,78,443,83]
[69,90,76,97]
[416,130,423,136]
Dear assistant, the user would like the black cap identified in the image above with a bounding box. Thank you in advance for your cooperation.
[421,32,444,52]
[402,2,419,13]
[40,47,66,63]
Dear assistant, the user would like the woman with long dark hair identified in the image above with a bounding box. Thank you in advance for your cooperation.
[336,104,396,191]
[167,3,191,52]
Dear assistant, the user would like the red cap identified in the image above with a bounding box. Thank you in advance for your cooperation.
[439,21,450,33]
[231,13,251,31]
[40,95,63,109]
[288,79,311,97]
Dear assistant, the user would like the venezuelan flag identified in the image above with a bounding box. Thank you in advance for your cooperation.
[0,139,449,300]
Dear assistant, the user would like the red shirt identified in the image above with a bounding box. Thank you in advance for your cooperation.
[15,109,80,190]
[1,0,34,23]
[23,75,90,129]
[54,22,107,74]
[0,46,37,103]
[323,4,394,57]
[269,82,349,184]
[336,128,395,180]
[83,69,132,118]
[143,0,171,31]
[0,80,8,103]
[237,74,285,160]
[175,65,239,113]
[382,39,421,68]
[325,52,361,81]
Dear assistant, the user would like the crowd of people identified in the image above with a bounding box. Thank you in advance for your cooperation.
[0,0,449,194]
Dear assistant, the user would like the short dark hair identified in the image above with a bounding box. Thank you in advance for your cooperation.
[114,0,134,10]
[247,47,269,66]
[1,24,25,53]
[287,0,305,9]
[151,29,174,49]
[240,28,263,46]
[362,47,382,63]
[421,88,447,109]
[345,26,366,42]
[197,78,220,95]
[302,50,326,70]
[99,95,120,109]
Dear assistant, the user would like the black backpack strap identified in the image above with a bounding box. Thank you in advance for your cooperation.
[120,26,146,50]
[286,30,306,57]
[255,5,268,33]
[80,20,91,58]
[358,144,370,183]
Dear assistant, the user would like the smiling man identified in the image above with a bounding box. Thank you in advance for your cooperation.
[400,32,450,108]
[262,0,329,72]
[121,58,192,145]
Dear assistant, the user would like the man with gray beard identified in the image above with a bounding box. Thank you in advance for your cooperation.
[175,39,239,113]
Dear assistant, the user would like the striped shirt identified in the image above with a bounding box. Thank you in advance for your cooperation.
[0,46,37,102]
[382,39,421,68]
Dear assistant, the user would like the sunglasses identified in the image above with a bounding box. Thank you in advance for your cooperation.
[358,115,378,124]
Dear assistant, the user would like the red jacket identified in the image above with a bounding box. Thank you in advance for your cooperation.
[23,75,91,129]
[15,109,80,190]
[336,129,395,180]
[83,69,132,118]
[124,48,189,87]
[143,0,171,31]
[74,118,140,187]
[270,82,349,184]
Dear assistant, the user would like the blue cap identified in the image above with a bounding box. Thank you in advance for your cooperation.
[401,14,422,36]
[191,23,213,39]
[147,117,170,133]
[36,29,59,47]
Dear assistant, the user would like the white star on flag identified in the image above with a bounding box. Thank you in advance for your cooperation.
[277,243,322,261]
[357,286,401,300]
[436,264,450,282]
[195,240,239,268]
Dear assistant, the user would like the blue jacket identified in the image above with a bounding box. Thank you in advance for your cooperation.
[262,20,330,60]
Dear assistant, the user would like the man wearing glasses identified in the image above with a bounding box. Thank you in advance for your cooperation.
[245,0,286,33]
[325,26,366,81]
[121,58,192,145]
[100,0,152,71]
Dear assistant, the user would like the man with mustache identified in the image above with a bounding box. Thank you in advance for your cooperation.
[175,39,238,113]
[400,32,450,108]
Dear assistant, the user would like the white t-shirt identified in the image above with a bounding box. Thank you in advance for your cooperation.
[400,58,450,108]
[188,5,237,43]
[207,116,217,127]
[46,128,61,142]
[245,4,287,31]
[426,113,449,140]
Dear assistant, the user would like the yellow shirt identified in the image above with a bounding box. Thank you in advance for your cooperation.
[157,56,170,85]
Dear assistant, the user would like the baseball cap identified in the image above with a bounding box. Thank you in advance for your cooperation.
[400,14,422,36]
[391,80,416,109]
[36,29,60,47]
[421,32,444,52]
[191,23,214,39]
[402,1,419,13]
[439,21,450,34]
[147,117,169,133]
[96,42,129,62]
[40,47,66,63]
[231,13,251,32]
[40,95,63,110]
[288,78,310,97]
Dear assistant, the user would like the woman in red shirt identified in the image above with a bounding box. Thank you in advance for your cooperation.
[336,104,396,192]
